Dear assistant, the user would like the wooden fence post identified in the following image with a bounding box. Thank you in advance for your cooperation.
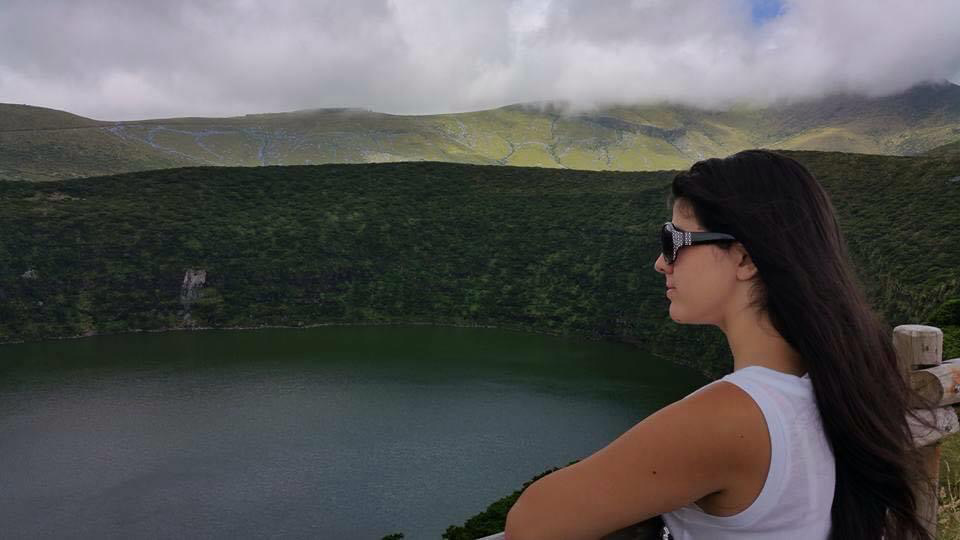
[894,324,944,538]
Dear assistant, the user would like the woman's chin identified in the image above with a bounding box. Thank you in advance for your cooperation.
[670,309,712,326]
[669,304,697,324]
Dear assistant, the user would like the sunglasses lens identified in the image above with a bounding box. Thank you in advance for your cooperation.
[660,224,673,263]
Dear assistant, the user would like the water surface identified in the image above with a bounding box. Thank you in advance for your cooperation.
[0,325,710,539]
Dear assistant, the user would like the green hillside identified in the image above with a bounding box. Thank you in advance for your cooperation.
[3,82,960,181]
[2,151,958,378]
[0,103,106,131]
[926,139,960,157]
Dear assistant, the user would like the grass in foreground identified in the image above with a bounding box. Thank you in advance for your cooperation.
[938,433,960,538]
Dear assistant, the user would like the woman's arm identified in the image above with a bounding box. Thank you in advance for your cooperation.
[504,381,765,540]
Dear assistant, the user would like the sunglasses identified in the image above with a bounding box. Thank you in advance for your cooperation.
[660,222,737,264]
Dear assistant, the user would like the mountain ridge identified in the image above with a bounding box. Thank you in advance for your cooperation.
[3,81,960,181]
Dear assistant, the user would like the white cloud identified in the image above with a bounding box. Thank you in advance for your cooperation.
[0,0,958,120]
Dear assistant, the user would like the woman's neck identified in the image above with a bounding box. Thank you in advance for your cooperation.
[721,309,807,377]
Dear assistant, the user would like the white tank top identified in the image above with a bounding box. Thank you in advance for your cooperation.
[660,365,836,539]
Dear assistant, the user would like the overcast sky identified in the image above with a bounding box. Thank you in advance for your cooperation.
[1,0,959,121]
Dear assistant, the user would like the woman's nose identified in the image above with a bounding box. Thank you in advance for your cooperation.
[654,253,669,274]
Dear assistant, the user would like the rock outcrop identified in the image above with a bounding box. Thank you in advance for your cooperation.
[179,269,207,324]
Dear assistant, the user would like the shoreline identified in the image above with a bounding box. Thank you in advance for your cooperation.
[0,319,640,347]
[0,320,695,377]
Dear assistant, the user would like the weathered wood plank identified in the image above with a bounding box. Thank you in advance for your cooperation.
[908,406,960,447]
[910,358,960,408]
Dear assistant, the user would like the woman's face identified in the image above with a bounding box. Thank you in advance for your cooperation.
[653,201,742,326]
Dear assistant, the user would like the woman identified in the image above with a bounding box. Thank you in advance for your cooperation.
[505,150,937,540]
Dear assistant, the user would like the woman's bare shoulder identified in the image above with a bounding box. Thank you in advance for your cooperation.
[682,381,768,430]
[683,381,771,473]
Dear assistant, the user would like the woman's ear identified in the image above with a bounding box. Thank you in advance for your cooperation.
[734,243,758,281]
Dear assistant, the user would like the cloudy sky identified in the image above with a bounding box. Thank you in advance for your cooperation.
[1,0,959,120]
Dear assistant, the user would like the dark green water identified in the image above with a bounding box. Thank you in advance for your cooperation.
[0,325,710,539]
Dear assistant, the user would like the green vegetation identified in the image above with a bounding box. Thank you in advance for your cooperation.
[3,82,960,182]
[0,128,193,181]
[441,462,575,540]
[926,140,960,158]
[1,151,958,382]
[930,299,960,360]
[0,103,106,131]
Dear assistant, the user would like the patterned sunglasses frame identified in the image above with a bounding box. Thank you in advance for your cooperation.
[660,222,737,264]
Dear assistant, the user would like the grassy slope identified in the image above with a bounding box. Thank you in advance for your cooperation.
[0,105,194,181]
[926,139,960,158]
[2,151,958,381]
[3,82,960,181]
[0,103,107,131]
[0,128,196,181]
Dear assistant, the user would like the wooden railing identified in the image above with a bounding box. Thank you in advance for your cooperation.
[476,324,959,540]
[898,324,959,538]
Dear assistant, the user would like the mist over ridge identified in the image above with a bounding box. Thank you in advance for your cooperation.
[2,0,959,121]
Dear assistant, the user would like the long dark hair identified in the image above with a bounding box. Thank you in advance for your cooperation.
[668,149,939,540]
